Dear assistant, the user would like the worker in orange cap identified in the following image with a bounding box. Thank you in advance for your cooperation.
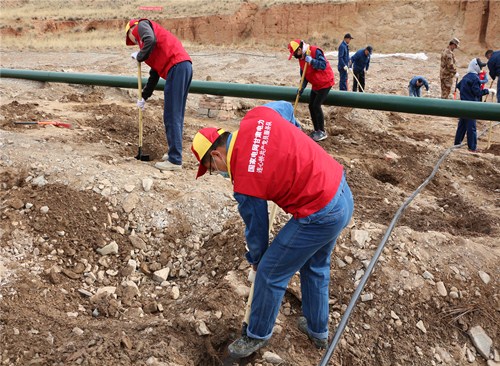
[288,39,335,142]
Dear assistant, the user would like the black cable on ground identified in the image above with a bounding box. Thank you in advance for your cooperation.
[318,121,499,366]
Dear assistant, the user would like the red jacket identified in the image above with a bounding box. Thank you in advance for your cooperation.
[299,45,335,91]
[131,19,191,78]
[228,106,343,218]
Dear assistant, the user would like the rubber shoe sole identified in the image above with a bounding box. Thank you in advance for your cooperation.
[313,131,327,142]
[228,336,269,358]
[297,316,328,349]
[154,161,182,171]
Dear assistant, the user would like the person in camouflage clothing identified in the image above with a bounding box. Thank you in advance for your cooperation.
[440,38,460,99]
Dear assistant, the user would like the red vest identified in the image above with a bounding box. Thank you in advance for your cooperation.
[479,70,486,90]
[131,19,191,78]
[228,106,343,218]
[299,46,335,90]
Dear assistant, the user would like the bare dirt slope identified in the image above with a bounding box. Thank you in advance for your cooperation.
[1,2,499,366]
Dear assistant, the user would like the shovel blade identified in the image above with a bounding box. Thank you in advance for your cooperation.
[135,147,151,161]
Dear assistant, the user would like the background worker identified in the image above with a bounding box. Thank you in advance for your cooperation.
[350,45,373,92]
[485,49,500,103]
[454,58,495,153]
[126,18,192,171]
[440,38,460,99]
[408,76,429,97]
[288,39,335,142]
[191,101,354,359]
[337,33,353,91]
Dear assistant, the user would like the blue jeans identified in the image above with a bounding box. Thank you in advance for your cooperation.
[164,61,192,165]
[408,85,421,97]
[454,118,477,150]
[247,174,354,340]
[338,69,348,91]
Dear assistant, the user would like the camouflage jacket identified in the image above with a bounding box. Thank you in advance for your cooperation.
[440,48,457,78]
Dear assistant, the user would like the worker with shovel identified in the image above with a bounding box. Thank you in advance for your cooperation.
[126,18,192,171]
[453,58,495,153]
[191,101,354,359]
[349,45,372,92]
[288,39,335,142]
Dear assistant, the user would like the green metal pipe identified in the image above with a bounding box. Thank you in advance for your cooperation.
[1,68,499,120]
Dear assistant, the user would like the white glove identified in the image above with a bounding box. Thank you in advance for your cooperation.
[131,51,139,60]
[343,65,348,71]
[137,98,146,110]
[488,89,497,95]
[305,55,312,63]
[455,72,459,79]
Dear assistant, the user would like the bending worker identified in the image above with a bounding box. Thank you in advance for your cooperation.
[408,76,429,97]
[126,18,192,171]
[350,45,373,92]
[191,100,354,359]
[288,39,335,142]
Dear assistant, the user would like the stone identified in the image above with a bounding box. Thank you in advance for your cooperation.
[129,235,147,250]
[262,351,283,364]
[478,271,491,285]
[416,320,427,333]
[142,178,153,192]
[436,281,448,296]
[97,241,118,255]
[153,267,170,283]
[468,325,492,359]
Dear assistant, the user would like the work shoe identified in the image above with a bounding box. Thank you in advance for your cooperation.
[297,316,328,349]
[154,160,182,171]
[227,335,269,359]
[313,130,327,142]
[162,153,169,161]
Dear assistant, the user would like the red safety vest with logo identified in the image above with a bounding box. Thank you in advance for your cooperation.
[479,70,486,90]
[299,45,335,91]
[228,106,343,219]
[131,19,191,78]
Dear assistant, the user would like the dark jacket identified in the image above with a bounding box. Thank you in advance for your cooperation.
[409,76,429,91]
[457,73,488,102]
[487,50,500,80]
[338,40,350,71]
[350,49,370,73]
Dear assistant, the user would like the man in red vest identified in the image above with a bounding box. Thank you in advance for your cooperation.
[191,101,354,358]
[288,39,335,142]
[126,19,192,171]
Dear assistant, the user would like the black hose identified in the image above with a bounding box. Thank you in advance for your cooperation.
[318,121,499,366]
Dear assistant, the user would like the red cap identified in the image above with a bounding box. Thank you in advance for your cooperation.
[191,127,225,178]
[125,19,139,46]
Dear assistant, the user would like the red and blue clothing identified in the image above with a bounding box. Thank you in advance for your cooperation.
[225,102,354,341]
[130,19,192,165]
[297,46,335,133]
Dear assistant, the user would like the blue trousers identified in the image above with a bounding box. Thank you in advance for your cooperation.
[163,61,192,165]
[408,85,422,97]
[454,118,477,151]
[338,69,348,91]
[247,175,354,341]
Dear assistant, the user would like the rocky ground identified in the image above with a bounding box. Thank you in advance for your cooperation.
[0,39,499,366]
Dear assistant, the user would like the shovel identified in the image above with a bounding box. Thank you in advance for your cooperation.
[135,62,150,161]
[485,79,496,150]
[14,120,72,128]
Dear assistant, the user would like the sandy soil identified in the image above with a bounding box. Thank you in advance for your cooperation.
[1,3,499,366]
